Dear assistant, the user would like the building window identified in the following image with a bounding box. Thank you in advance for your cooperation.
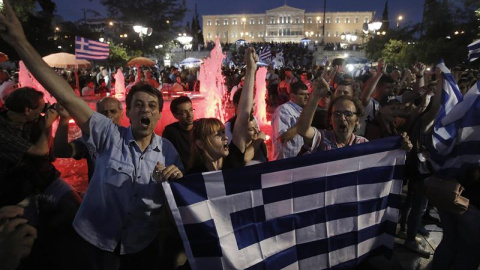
[250,18,254,25]
[215,19,219,25]
[233,32,237,38]
[224,19,228,25]
[288,16,291,23]
[223,32,227,38]
[335,17,340,23]
[259,18,263,24]
[326,31,330,37]
[317,17,322,23]
[295,18,300,24]
[207,20,211,26]
[307,17,312,23]
[207,33,211,38]
[354,17,359,23]
[334,31,338,37]
[345,17,350,23]
[326,17,331,24]
[250,32,254,37]
[233,19,237,25]
[258,32,263,37]
[364,17,369,23]
[270,17,275,24]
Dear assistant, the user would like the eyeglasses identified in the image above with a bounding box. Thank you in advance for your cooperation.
[175,108,195,116]
[332,110,357,118]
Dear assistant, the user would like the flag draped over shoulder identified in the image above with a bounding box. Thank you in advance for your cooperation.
[430,62,480,177]
[163,136,405,270]
[75,36,110,60]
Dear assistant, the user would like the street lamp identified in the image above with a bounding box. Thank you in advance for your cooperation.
[396,15,403,28]
[177,33,193,59]
[133,25,153,40]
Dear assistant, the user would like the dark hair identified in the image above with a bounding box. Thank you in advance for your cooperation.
[290,81,308,95]
[125,82,163,111]
[170,96,192,114]
[327,95,364,122]
[232,88,243,105]
[5,87,44,113]
[331,58,345,67]
[379,75,395,85]
[189,118,225,172]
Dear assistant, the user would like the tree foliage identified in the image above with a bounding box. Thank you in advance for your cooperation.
[99,0,187,55]
[366,0,479,67]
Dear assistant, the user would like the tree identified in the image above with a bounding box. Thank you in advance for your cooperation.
[99,0,187,55]
[0,0,57,60]
[381,1,390,31]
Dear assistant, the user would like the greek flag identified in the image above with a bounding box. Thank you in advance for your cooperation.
[467,39,480,62]
[430,63,480,177]
[163,137,405,270]
[259,46,271,64]
[75,36,110,60]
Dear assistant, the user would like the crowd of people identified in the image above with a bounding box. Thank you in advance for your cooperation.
[0,0,479,269]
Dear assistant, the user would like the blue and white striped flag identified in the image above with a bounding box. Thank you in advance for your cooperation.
[75,36,110,60]
[430,62,480,176]
[259,46,271,64]
[467,39,480,62]
[163,137,405,270]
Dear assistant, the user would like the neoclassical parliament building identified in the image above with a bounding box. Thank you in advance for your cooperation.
[202,5,375,44]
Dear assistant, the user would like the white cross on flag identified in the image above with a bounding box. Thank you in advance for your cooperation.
[75,36,110,60]
[163,136,405,270]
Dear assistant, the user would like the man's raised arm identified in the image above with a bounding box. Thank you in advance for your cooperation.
[0,0,93,133]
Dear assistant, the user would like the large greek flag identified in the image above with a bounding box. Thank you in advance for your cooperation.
[163,137,405,270]
[430,62,480,177]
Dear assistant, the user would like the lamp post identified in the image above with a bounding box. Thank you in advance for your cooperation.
[133,25,153,49]
[177,33,193,59]
[396,15,403,28]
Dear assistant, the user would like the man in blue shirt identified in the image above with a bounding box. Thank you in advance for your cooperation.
[0,2,184,268]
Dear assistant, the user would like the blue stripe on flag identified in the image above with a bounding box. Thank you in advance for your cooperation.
[184,220,223,257]
[163,136,405,270]
[429,63,480,177]
[75,36,110,60]
[468,39,480,62]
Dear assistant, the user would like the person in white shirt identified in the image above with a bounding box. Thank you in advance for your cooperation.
[271,81,309,160]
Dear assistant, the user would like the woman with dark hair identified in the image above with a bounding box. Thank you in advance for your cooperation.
[188,48,258,173]
[297,78,412,153]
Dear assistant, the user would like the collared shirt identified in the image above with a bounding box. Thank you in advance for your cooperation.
[305,128,368,153]
[271,100,304,160]
[73,112,183,254]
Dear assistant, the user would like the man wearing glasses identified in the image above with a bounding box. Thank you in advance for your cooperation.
[162,96,194,167]
[271,81,309,160]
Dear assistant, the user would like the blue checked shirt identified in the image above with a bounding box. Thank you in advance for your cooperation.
[73,113,183,254]
[271,101,304,160]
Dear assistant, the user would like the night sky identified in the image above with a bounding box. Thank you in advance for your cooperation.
[54,0,424,26]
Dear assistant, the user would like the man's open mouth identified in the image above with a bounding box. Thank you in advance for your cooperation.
[140,117,150,127]
[223,142,229,150]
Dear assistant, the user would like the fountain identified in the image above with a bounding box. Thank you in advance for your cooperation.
[18,61,56,104]
[197,37,227,122]
[113,68,126,100]
[254,67,268,126]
